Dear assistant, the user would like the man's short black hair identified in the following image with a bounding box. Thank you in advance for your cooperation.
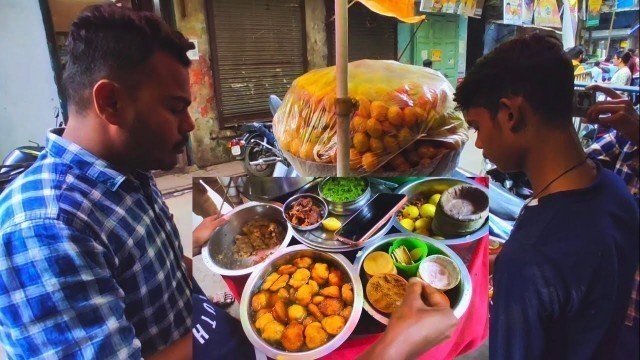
[63,4,194,112]
[566,45,585,60]
[455,33,574,126]
[423,59,433,68]
[628,48,636,55]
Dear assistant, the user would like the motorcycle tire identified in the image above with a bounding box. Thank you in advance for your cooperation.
[243,135,276,177]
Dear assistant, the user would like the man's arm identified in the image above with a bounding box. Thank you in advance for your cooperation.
[0,220,141,359]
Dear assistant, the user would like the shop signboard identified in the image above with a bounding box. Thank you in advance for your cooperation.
[534,0,562,28]
[504,0,523,24]
[432,49,443,61]
[522,0,535,24]
[616,0,634,9]
[586,0,602,27]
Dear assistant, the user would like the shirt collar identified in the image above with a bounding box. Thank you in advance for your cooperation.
[46,128,128,191]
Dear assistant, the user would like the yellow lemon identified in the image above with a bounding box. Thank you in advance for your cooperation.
[400,218,415,231]
[322,217,342,231]
[414,217,431,231]
[429,194,441,206]
[402,205,420,219]
[419,204,436,218]
[432,236,445,240]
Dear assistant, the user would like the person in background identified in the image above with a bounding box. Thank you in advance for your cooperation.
[566,45,586,73]
[591,61,603,82]
[627,49,639,77]
[191,216,459,360]
[609,50,633,86]
[0,5,194,359]
[602,54,616,81]
[423,59,433,68]
[455,33,638,359]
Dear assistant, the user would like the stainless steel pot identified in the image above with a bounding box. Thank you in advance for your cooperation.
[202,201,293,276]
[353,233,472,323]
[318,177,371,215]
[240,245,363,359]
[393,177,489,256]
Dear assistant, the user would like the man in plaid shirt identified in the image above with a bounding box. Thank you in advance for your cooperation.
[0,5,194,359]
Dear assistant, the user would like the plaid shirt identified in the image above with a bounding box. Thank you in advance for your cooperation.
[0,129,191,359]
[587,130,639,199]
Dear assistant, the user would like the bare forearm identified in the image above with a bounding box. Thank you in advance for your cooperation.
[148,333,192,360]
[358,333,410,360]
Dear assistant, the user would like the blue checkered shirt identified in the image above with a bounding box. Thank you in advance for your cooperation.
[587,130,639,200]
[0,129,192,359]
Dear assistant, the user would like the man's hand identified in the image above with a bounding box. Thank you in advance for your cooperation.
[192,215,230,257]
[584,84,639,146]
[359,278,459,360]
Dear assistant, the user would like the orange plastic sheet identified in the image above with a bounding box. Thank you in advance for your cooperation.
[356,0,426,23]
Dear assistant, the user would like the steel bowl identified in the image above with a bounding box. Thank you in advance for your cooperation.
[282,193,328,231]
[240,245,364,359]
[318,177,371,215]
[393,177,489,256]
[202,201,293,276]
[353,234,472,323]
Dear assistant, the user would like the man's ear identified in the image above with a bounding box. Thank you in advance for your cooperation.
[93,80,124,126]
[497,97,525,133]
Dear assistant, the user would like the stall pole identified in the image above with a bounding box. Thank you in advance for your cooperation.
[335,0,353,177]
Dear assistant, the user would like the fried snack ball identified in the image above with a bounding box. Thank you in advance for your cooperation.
[255,313,275,332]
[405,151,421,167]
[289,138,302,157]
[252,292,269,311]
[308,280,320,294]
[307,303,325,321]
[398,127,413,148]
[287,304,308,323]
[342,284,354,305]
[319,298,344,316]
[273,300,288,324]
[305,322,329,350]
[255,308,271,321]
[277,288,290,301]
[289,268,311,289]
[350,149,363,170]
[417,143,439,159]
[269,274,290,292]
[369,138,384,153]
[300,143,315,162]
[281,322,305,352]
[262,273,280,291]
[380,121,396,134]
[352,132,369,153]
[295,284,315,306]
[387,106,404,127]
[328,268,345,287]
[357,97,371,118]
[319,286,341,298]
[321,315,347,336]
[370,101,388,121]
[312,296,325,305]
[302,316,317,327]
[361,152,380,172]
[311,263,329,285]
[383,135,400,153]
[262,321,285,344]
[339,305,353,319]
[366,118,383,138]
[289,287,297,300]
[403,107,418,127]
[293,257,313,268]
[351,116,367,133]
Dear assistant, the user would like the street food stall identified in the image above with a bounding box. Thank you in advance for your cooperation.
[199,175,489,359]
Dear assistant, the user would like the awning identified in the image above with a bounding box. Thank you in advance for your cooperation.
[588,28,633,39]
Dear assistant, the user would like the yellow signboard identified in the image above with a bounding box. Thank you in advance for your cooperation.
[431,49,443,62]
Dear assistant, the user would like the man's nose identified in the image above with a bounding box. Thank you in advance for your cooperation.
[181,112,195,133]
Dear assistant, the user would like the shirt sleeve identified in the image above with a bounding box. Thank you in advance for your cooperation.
[587,131,621,164]
[490,244,560,360]
[0,219,142,360]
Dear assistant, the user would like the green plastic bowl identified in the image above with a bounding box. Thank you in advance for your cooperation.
[388,238,429,278]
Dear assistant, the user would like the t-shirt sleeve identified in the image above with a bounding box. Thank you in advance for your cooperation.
[490,244,560,360]
[0,219,142,359]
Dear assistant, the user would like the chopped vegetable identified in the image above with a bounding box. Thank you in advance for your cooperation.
[320,178,367,202]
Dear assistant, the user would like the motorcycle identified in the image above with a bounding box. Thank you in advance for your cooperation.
[228,95,293,177]
[0,141,45,194]
[483,159,533,200]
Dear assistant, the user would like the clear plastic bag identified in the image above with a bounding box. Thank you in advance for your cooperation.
[273,60,468,176]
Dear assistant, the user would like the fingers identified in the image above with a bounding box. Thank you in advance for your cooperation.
[586,84,623,100]
[402,278,427,308]
[586,104,628,121]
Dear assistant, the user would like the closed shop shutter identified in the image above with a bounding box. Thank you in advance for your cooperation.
[207,0,307,125]
[326,1,397,64]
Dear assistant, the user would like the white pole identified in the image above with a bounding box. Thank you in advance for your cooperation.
[335,0,350,176]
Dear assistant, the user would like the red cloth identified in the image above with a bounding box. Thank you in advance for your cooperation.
[222,177,489,359]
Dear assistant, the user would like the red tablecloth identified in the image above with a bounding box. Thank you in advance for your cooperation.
[222,234,488,360]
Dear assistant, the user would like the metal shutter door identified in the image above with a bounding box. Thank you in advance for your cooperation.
[327,1,397,64]
[209,0,306,124]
